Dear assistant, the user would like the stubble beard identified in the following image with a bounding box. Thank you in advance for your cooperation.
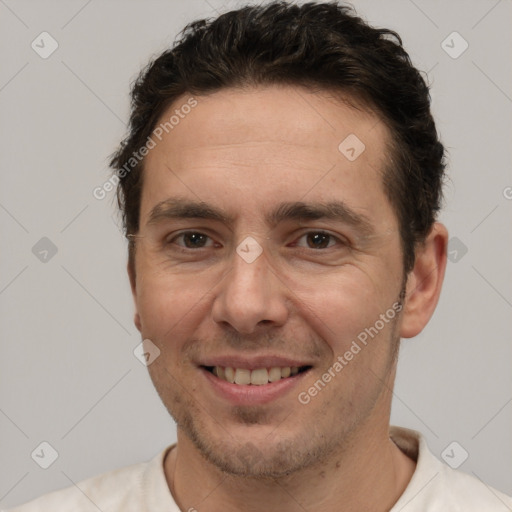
[151,309,403,480]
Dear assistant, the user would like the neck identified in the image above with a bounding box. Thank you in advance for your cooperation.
[164,420,416,512]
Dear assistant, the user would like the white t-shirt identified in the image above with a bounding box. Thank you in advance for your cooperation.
[6,426,512,511]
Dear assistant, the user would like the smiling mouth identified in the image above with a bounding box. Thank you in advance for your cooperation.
[203,366,312,385]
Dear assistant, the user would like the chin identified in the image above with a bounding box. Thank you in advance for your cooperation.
[176,406,335,478]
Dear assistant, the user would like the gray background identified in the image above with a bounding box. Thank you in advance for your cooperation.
[0,0,511,508]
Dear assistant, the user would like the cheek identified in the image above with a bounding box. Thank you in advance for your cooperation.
[287,266,399,354]
[135,267,214,346]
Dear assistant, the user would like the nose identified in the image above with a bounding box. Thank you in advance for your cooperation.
[211,246,289,334]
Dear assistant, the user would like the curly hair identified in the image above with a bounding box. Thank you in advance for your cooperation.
[109,1,446,273]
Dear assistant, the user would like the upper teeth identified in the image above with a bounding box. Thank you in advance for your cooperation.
[212,366,300,385]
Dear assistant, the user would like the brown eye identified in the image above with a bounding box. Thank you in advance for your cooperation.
[183,233,208,248]
[305,232,333,249]
[170,232,213,249]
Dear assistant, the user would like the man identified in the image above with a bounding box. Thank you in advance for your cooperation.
[9,1,512,511]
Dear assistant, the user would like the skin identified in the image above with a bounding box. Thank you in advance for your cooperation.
[128,84,448,511]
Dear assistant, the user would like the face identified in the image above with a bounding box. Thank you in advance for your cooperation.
[130,85,408,477]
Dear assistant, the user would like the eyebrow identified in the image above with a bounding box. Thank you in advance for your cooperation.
[146,197,374,235]
[147,198,233,226]
[266,201,374,235]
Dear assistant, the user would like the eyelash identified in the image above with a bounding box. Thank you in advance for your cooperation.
[167,232,217,250]
[166,230,346,251]
[292,231,342,249]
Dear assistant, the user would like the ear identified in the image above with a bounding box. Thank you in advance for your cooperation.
[127,259,142,333]
[400,222,448,338]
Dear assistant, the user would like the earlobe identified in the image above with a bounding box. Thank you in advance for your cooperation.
[399,222,448,339]
[127,260,142,333]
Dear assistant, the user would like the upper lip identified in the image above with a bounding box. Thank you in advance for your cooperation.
[197,355,313,370]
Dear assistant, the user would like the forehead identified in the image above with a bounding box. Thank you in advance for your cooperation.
[154,85,387,162]
[140,85,395,227]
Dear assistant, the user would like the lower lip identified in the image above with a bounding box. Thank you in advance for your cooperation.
[200,367,310,406]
